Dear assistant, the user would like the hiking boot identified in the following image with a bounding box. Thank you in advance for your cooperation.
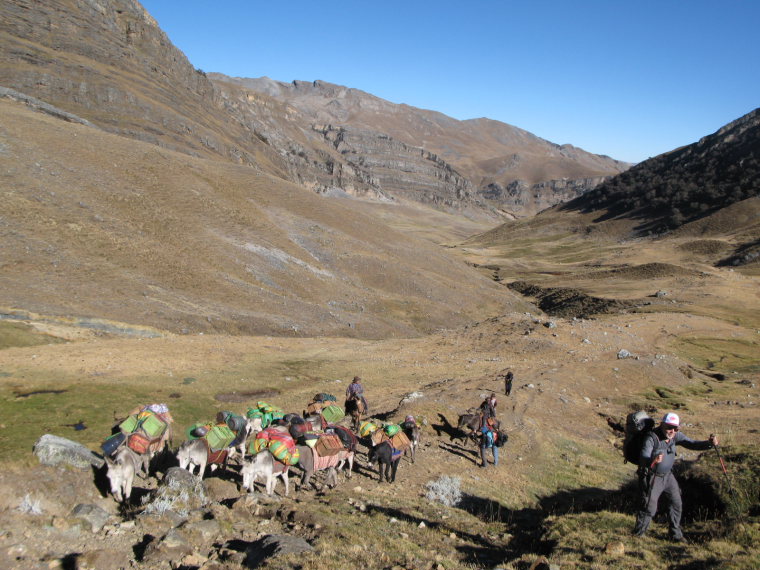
[632,528,647,537]
[670,535,686,543]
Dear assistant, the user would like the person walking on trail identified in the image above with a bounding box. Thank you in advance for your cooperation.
[345,375,368,413]
[633,412,718,541]
[501,370,514,396]
[479,399,499,468]
[477,393,499,467]
[479,393,498,422]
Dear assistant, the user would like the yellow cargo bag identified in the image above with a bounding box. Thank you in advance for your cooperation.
[359,421,379,438]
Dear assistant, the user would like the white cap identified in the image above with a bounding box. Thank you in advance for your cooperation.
[662,412,680,427]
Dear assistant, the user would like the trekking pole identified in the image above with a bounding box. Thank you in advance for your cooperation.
[713,442,740,507]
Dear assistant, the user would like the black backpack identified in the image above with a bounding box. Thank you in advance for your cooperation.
[623,411,656,464]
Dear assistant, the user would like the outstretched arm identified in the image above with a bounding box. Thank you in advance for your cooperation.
[675,431,717,451]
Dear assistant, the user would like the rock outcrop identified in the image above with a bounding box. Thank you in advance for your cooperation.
[481,176,612,215]
[33,434,105,470]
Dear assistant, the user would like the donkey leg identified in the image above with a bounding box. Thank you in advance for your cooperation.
[281,471,290,497]
[124,468,135,503]
[390,459,400,483]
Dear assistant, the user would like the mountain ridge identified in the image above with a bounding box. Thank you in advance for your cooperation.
[215,74,631,215]
[1,0,628,219]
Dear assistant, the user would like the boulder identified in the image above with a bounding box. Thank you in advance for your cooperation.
[75,548,131,570]
[204,477,239,503]
[140,467,208,517]
[33,434,104,469]
[70,503,111,533]
[141,527,193,564]
[244,534,314,568]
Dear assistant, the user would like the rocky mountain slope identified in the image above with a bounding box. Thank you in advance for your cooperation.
[563,107,760,236]
[0,0,628,220]
[216,75,631,215]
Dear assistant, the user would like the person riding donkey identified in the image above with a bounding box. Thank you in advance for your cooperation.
[633,412,718,541]
[345,376,368,415]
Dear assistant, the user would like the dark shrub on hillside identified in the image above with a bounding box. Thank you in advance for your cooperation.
[563,108,760,234]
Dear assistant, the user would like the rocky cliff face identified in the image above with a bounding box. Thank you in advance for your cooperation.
[0,0,284,169]
[220,76,630,216]
[481,176,612,215]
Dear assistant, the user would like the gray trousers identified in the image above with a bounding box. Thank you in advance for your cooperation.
[634,471,683,538]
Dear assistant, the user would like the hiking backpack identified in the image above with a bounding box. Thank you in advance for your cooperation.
[623,411,656,464]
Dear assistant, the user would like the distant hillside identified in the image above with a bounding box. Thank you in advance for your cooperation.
[563,108,760,234]
[216,75,631,215]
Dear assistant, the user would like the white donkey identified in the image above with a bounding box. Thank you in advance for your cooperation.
[105,446,143,502]
[240,450,290,496]
[176,439,228,479]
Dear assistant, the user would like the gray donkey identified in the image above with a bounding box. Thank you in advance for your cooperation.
[105,446,144,502]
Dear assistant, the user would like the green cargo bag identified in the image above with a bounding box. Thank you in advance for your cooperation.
[321,404,345,424]
[139,413,167,438]
[206,425,236,451]
[119,415,138,434]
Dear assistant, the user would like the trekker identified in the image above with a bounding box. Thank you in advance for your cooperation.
[501,370,514,396]
[345,375,368,413]
[479,416,499,468]
[477,394,499,467]
[633,412,718,541]
[479,393,498,422]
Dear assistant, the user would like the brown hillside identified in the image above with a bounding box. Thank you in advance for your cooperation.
[0,99,520,337]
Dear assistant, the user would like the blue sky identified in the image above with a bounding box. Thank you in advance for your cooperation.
[140,1,758,164]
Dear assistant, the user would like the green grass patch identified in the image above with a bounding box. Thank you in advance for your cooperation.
[0,321,65,350]
[673,336,760,375]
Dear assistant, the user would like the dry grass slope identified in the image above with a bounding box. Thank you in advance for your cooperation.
[0,99,518,338]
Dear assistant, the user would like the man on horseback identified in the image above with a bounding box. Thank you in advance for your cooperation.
[345,376,368,430]
[345,376,368,413]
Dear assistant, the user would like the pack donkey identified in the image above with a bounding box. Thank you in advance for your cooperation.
[368,441,401,483]
[240,450,290,496]
[176,439,228,479]
[105,446,145,503]
[296,444,354,490]
[345,394,366,432]
[401,420,421,464]
[454,412,500,446]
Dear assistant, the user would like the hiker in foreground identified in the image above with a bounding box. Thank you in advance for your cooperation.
[633,412,718,541]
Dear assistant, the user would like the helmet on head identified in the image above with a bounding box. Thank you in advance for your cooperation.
[662,412,680,427]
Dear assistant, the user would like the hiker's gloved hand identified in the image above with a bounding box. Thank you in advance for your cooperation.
[709,434,719,446]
